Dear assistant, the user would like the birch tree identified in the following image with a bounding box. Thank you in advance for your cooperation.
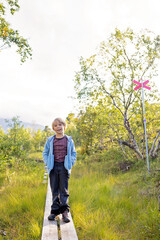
[74,28,160,159]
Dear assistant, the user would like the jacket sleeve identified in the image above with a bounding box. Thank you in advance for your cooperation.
[71,139,77,166]
[43,139,50,166]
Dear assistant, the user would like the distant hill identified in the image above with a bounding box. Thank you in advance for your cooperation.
[0,118,45,133]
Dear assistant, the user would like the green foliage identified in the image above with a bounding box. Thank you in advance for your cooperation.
[0,0,20,15]
[0,117,51,171]
[65,113,81,147]
[41,126,53,148]
[0,117,49,238]
[0,157,46,240]
[28,152,43,161]
[0,0,32,62]
[4,117,32,159]
[32,129,42,152]
[75,28,160,106]
[65,98,160,159]
[74,28,160,159]
[31,125,53,152]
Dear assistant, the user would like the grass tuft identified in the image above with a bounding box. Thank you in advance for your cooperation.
[0,157,47,240]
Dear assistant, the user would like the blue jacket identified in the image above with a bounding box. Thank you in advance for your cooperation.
[43,135,77,174]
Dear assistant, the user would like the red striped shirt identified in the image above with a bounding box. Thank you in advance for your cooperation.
[53,136,67,162]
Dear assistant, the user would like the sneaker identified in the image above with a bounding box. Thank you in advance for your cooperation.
[48,213,57,221]
[62,210,70,223]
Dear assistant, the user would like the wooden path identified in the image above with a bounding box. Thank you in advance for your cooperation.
[41,179,78,240]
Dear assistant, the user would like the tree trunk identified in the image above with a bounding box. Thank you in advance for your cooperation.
[153,139,160,157]
[123,114,143,159]
[149,131,160,158]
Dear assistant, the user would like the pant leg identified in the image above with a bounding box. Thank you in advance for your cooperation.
[49,167,60,215]
[58,163,70,213]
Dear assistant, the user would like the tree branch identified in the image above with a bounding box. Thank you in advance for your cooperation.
[123,48,134,80]
[141,37,160,77]
[110,69,126,106]
[94,71,124,116]
[149,131,160,157]
[115,139,143,159]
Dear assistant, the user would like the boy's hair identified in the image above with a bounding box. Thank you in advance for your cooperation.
[52,118,67,130]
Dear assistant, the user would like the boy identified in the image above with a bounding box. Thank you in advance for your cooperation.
[43,118,76,223]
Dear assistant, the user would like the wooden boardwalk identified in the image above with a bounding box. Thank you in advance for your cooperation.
[41,179,78,240]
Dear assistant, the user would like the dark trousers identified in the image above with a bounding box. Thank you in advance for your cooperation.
[49,162,70,215]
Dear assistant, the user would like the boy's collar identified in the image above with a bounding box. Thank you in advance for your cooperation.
[53,134,72,140]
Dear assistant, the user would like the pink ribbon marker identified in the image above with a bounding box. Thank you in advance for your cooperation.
[133,80,151,90]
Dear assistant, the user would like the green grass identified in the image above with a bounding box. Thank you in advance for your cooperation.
[0,156,47,240]
[69,151,160,240]
[1,149,160,239]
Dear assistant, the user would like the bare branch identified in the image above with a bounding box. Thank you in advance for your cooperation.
[123,48,134,80]
[115,139,134,149]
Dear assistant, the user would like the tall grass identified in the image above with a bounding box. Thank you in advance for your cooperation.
[0,155,47,240]
[69,151,160,240]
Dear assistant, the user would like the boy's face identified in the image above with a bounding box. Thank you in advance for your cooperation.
[53,121,65,136]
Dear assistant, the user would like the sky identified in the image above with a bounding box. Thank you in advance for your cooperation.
[0,0,160,127]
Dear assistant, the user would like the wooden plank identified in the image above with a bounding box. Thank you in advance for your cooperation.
[41,178,78,240]
[60,212,78,240]
[41,180,58,240]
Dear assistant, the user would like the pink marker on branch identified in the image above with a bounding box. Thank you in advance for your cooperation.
[133,78,151,173]
[133,80,142,90]
[143,80,151,90]
[133,80,151,90]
